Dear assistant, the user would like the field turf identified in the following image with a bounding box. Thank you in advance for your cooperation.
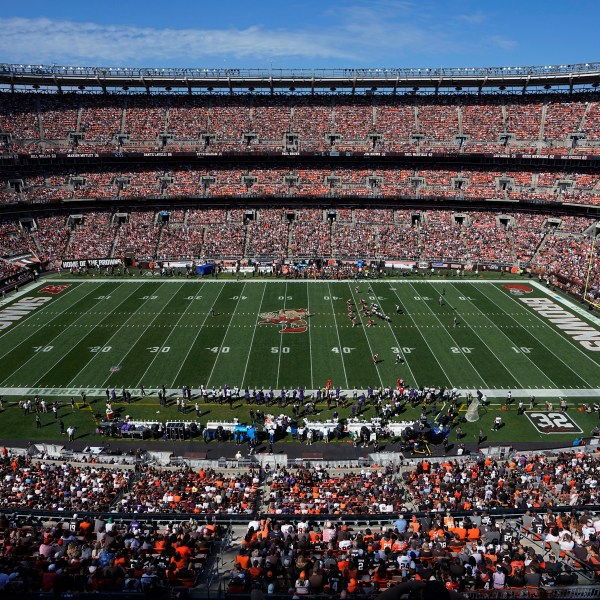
[0,276,599,445]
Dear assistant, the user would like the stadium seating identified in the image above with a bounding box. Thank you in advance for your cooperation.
[2,92,600,157]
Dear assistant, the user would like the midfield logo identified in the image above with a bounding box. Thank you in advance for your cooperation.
[259,308,309,334]
[526,411,582,434]
[503,283,533,295]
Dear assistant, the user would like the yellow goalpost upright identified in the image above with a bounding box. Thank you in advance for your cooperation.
[583,235,600,309]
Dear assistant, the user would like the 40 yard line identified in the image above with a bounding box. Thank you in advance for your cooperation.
[240,282,268,389]
[169,283,227,387]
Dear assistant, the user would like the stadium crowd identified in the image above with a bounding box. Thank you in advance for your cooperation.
[3,92,600,157]
[1,165,599,206]
[0,207,598,298]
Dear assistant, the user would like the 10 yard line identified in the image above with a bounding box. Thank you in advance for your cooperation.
[1,282,134,388]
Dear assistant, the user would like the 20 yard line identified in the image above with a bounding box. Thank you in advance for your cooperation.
[422,282,524,388]
[406,281,487,387]
[70,282,176,389]
[450,282,556,388]
[0,283,94,362]
[95,282,182,389]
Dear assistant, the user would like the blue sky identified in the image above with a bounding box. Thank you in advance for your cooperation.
[0,0,598,69]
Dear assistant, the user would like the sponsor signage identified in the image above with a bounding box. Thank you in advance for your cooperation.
[62,258,122,269]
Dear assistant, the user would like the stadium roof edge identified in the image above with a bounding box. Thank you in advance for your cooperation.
[1,62,600,91]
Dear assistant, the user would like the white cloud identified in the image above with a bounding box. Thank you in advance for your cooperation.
[0,17,355,65]
[0,10,462,67]
[456,11,487,24]
[489,35,518,52]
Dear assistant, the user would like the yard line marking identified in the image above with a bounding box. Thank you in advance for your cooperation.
[427,282,528,389]
[134,282,208,390]
[1,282,132,388]
[169,283,227,386]
[387,285,454,387]
[276,282,289,390]
[480,283,597,387]
[326,283,349,388]
[70,282,176,389]
[206,283,248,388]
[411,280,489,387]
[306,281,314,390]
[462,283,567,388]
[347,283,384,388]
[240,283,268,389]
[0,282,93,362]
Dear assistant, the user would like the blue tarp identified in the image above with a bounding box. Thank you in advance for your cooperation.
[196,264,214,275]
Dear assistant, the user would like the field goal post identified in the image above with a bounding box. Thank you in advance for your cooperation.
[583,234,600,309]
[465,398,480,422]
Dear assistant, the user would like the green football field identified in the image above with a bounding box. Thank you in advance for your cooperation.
[0,276,599,444]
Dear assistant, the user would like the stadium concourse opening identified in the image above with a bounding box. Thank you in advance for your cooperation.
[0,62,599,599]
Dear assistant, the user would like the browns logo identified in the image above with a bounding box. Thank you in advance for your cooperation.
[259,308,309,333]
[503,283,533,295]
[39,285,71,295]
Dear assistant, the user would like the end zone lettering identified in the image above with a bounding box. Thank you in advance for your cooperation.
[0,296,52,330]
[520,297,600,351]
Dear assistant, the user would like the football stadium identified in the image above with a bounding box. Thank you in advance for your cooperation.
[0,57,600,599]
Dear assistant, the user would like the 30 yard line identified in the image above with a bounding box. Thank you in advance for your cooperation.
[134,282,207,390]
[1,282,133,388]
[387,285,454,387]
[95,282,183,389]
[240,282,268,389]
[65,282,175,389]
